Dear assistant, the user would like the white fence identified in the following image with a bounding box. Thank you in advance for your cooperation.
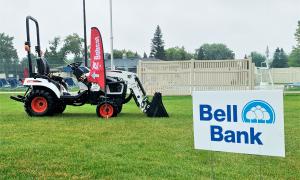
[137,59,255,95]
[270,68,300,83]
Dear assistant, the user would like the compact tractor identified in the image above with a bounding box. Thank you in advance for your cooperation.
[10,16,168,118]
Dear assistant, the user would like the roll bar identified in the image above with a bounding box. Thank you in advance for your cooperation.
[25,16,41,77]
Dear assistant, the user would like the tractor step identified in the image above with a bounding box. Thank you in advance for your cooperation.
[60,90,89,105]
[10,95,25,103]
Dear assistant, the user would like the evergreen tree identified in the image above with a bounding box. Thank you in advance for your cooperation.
[279,48,288,67]
[150,25,165,60]
[272,48,288,68]
[143,52,148,59]
[195,47,205,60]
[289,21,300,66]
[134,52,140,58]
[295,21,300,48]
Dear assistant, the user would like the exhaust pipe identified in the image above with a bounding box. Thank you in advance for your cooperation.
[146,92,169,117]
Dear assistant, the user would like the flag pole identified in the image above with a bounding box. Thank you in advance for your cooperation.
[83,0,88,67]
[109,0,115,70]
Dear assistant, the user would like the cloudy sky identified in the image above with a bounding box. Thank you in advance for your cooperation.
[1,0,300,59]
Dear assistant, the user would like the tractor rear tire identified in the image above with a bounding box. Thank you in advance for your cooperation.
[24,89,55,116]
[96,102,118,118]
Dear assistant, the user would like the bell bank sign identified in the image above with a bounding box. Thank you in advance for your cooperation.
[193,90,285,157]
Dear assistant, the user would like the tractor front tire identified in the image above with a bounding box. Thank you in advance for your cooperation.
[96,102,118,118]
[117,105,122,114]
[54,102,66,114]
[24,89,55,116]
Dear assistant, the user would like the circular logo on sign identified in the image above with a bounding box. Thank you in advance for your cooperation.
[242,100,275,124]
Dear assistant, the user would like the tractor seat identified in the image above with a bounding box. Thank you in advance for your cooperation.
[36,58,50,75]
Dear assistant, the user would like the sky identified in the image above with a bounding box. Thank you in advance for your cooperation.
[1,0,300,60]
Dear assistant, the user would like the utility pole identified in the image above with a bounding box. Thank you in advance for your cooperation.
[83,0,88,67]
[109,0,115,70]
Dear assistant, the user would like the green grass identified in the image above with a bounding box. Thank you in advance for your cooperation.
[285,87,300,91]
[0,94,299,179]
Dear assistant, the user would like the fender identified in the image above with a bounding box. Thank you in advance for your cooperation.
[23,78,61,98]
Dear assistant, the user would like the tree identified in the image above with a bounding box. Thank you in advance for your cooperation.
[0,33,18,76]
[143,52,148,59]
[295,21,300,48]
[195,47,205,60]
[250,52,266,67]
[108,49,140,59]
[165,46,193,60]
[195,43,235,60]
[289,21,300,67]
[288,48,300,67]
[61,33,84,63]
[112,49,123,59]
[123,50,140,59]
[134,52,140,59]
[271,48,288,68]
[279,48,288,68]
[44,37,66,67]
[150,25,165,60]
[20,53,38,69]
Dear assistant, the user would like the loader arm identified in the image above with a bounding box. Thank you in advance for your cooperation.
[106,70,168,117]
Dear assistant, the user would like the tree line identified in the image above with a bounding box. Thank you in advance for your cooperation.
[149,25,235,61]
[149,24,300,68]
[1,21,300,76]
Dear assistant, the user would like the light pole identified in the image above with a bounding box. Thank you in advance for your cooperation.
[109,0,115,70]
[83,0,88,67]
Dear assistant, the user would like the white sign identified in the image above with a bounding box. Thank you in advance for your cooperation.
[193,90,285,157]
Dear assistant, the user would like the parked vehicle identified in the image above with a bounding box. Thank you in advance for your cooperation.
[286,82,300,88]
[0,79,11,88]
[7,78,24,89]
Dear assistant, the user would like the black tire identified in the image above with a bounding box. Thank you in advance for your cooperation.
[96,102,118,118]
[24,89,55,116]
[53,102,66,114]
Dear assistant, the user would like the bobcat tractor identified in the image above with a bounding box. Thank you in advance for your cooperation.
[10,16,168,118]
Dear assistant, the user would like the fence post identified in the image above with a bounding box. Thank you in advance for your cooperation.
[137,60,142,78]
[248,58,254,90]
[190,59,195,94]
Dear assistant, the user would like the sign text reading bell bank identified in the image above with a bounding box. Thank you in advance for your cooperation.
[193,90,285,157]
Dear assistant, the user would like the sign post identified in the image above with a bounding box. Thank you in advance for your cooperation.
[193,90,285,157]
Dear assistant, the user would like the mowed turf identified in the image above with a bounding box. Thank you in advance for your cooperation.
[0,94,299,179]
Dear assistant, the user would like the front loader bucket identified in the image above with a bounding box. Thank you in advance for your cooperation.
[146,92,169,117]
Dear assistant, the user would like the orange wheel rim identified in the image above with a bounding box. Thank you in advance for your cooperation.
[31,97,48,113]
[99,104,114,118]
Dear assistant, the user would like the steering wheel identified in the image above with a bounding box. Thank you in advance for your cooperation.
[68,62,82,69]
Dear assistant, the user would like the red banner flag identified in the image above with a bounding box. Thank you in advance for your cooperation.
[88,27,106,91]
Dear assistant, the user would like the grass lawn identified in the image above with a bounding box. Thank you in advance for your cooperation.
[0,93,299,179]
